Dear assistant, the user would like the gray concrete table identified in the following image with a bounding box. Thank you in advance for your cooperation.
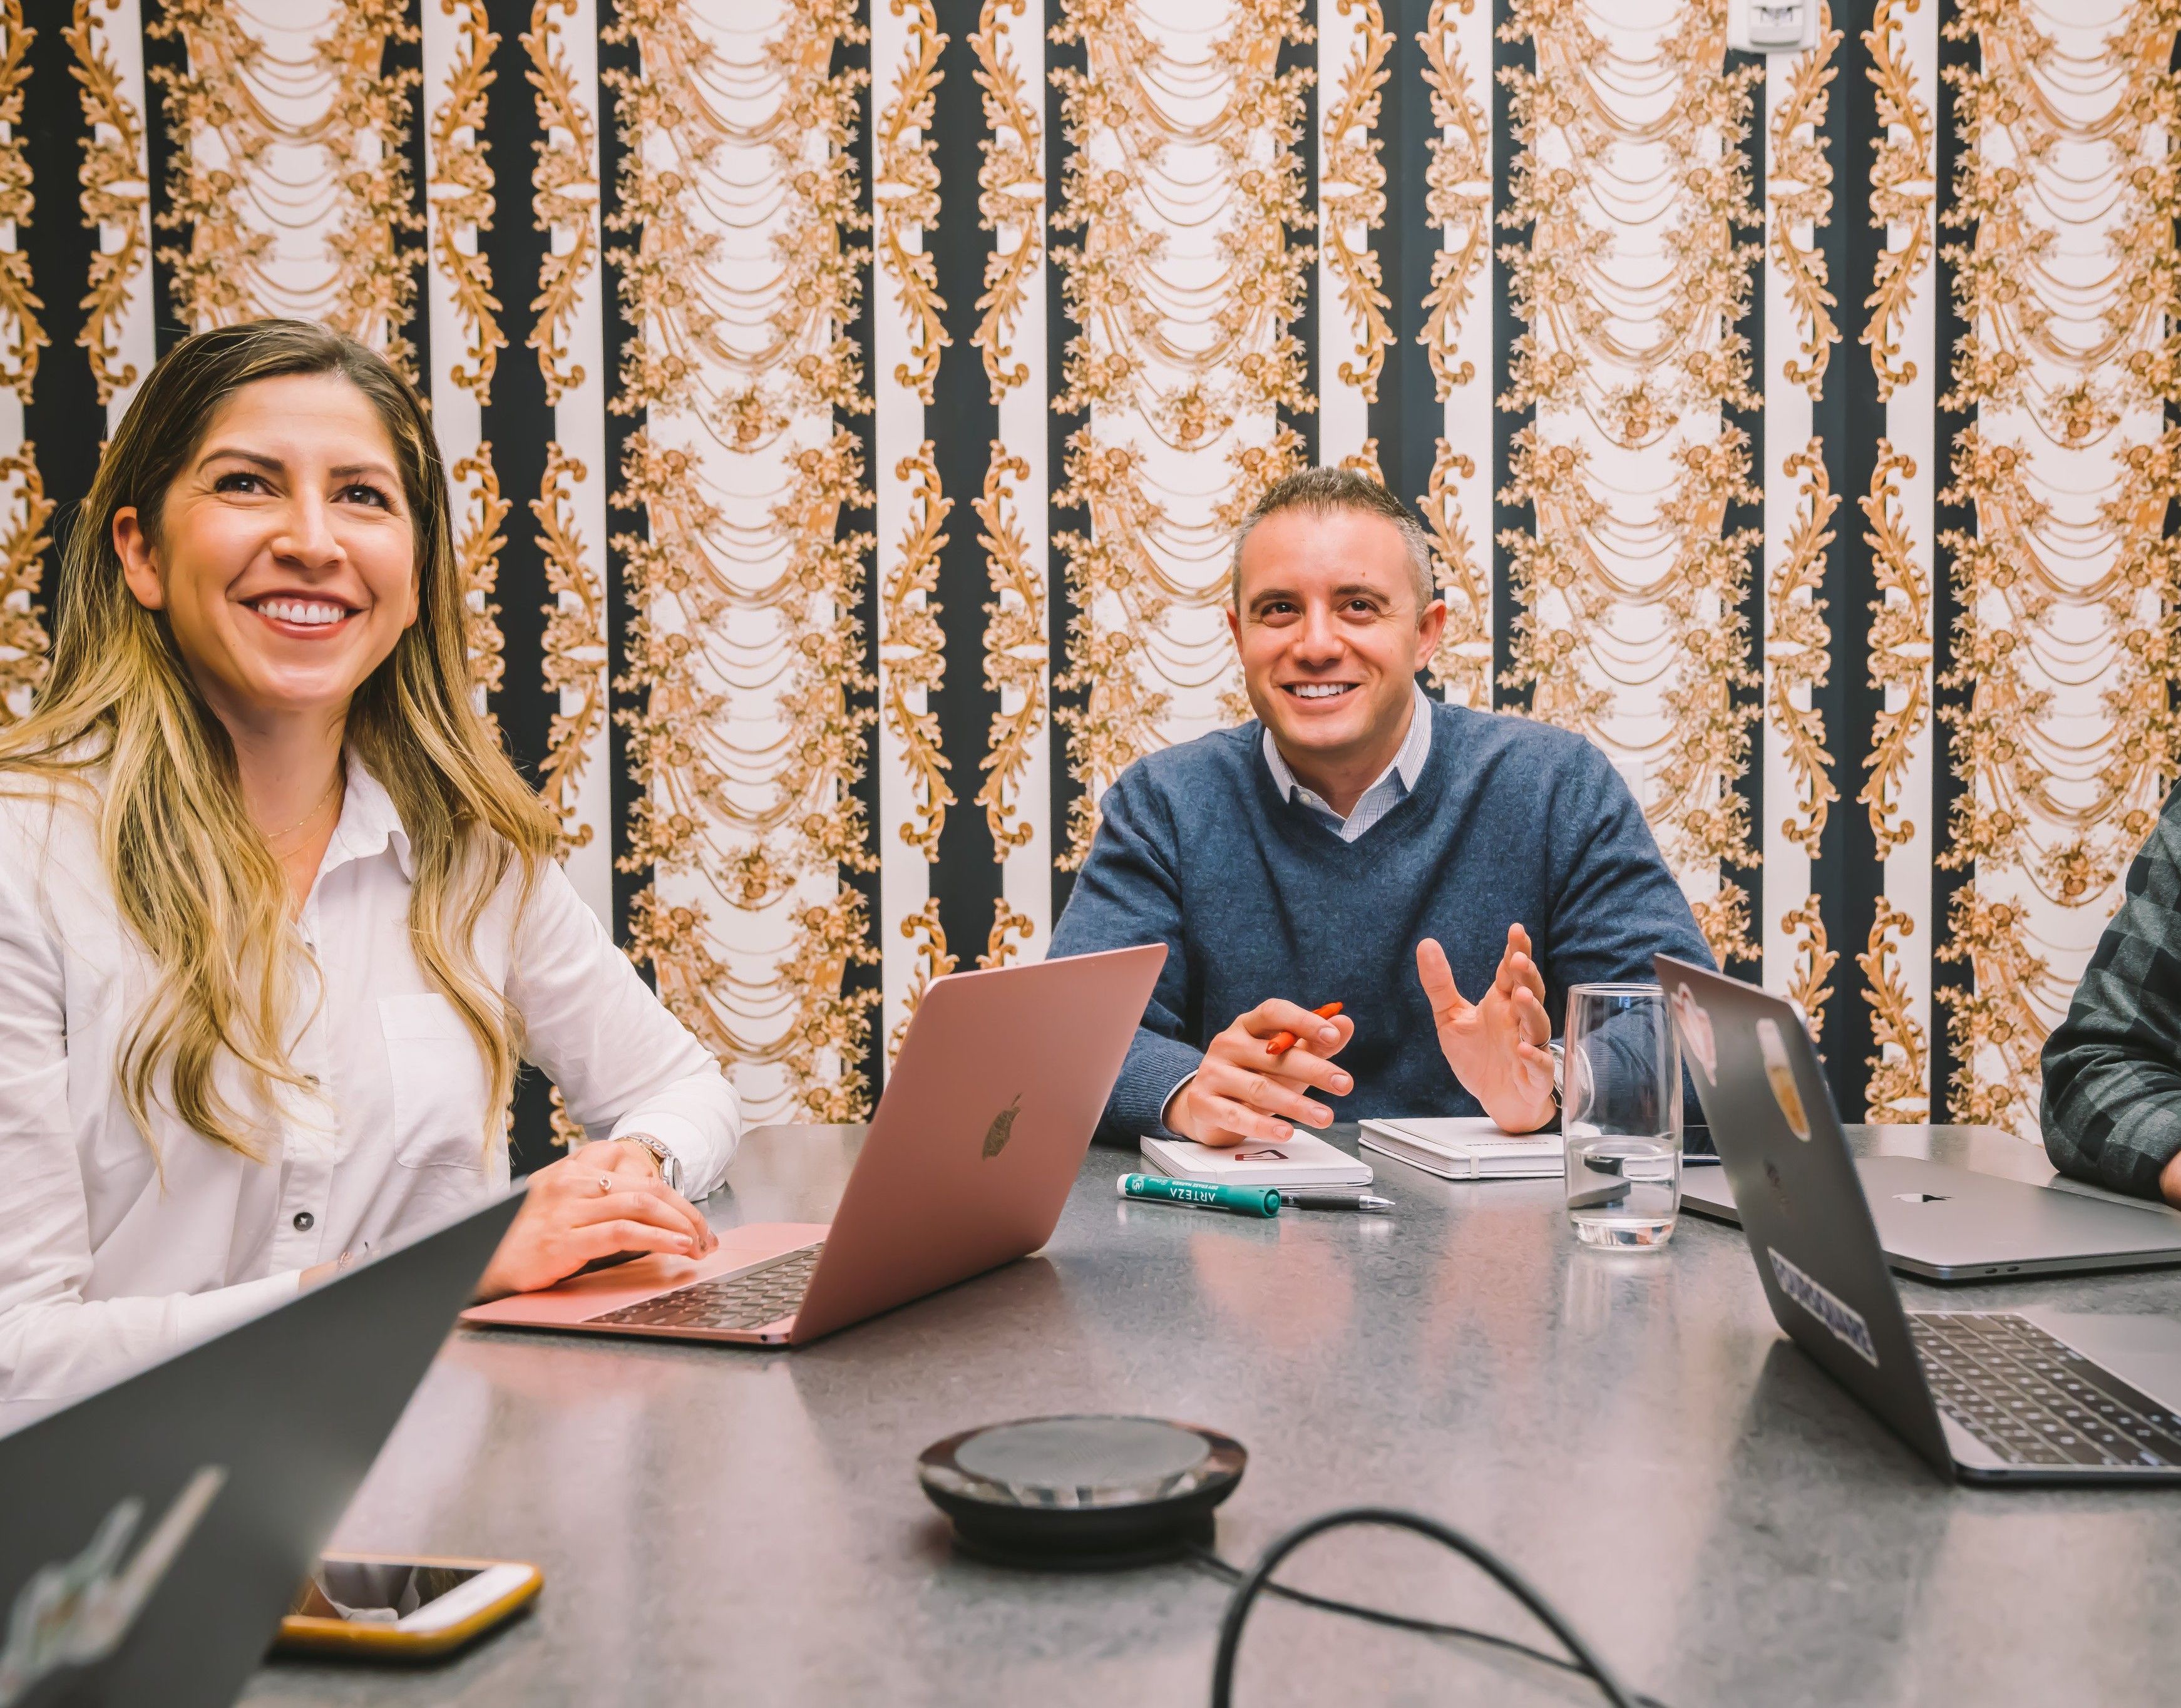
[240,1124,2181,1707]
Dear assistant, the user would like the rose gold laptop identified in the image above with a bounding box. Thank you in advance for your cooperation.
[461,944,1165,1347]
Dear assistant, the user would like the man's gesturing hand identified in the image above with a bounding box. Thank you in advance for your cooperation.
[1165,999,1357,1149]
[1416,925,1556,1134]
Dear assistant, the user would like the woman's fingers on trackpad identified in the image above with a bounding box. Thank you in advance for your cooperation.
[584,1218,697,1257]
[569,1248,652,1278]
[592,1189,709,1244]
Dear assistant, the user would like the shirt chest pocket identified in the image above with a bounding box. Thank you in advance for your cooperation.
[378,993,492,1171]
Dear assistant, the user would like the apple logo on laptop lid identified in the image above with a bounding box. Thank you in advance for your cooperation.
[982,1094,1022,1160]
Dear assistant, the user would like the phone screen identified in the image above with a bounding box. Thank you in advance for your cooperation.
[290,1561,484,1623]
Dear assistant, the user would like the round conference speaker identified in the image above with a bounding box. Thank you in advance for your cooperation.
[917,1414,1247,1568]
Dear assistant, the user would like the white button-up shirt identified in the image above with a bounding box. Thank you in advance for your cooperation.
[1261,683,1434,841]
[0,755,740,1425]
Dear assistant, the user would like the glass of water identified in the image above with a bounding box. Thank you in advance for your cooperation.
[1563,982,1682,1249]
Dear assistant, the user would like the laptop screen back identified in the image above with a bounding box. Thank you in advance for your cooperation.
[789,944,1165,1344]
[1654,955,1953,1473]
[0,1191,520,1708]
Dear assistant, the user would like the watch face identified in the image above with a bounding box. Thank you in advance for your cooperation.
[630,1138,678,1193]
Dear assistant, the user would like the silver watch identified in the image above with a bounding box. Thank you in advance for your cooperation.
[625,1133,684,1196]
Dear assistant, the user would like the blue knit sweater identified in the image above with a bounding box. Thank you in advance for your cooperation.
[1047,702,1717,1145]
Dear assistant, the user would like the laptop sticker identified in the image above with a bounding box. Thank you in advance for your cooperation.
[1755,1018,1811,1140]
[0,1465,227,1707]
[1767,1248,1879,1367]
[1670,984,1717,1083]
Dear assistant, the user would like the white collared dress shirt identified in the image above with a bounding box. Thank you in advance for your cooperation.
[0,755,741,1425]
[1260,681,1434,841]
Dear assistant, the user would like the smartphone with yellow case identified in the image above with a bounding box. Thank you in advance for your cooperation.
[272,1555,541,1660]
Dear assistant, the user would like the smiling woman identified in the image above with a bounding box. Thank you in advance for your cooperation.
[0,322,741,1426]
[111,371,428,903]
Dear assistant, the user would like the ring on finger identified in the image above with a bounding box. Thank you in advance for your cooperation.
[597,1173,613,1194]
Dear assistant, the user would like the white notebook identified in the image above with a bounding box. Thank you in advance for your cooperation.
[1357,1117,1564,1181]
[1139,1131,1373,1188]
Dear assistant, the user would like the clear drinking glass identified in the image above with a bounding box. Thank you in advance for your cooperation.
[1562,982,1682,1249]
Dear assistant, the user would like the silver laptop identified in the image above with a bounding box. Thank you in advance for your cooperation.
[1659,954,2181,1483]
[1681,1150,2181,1282]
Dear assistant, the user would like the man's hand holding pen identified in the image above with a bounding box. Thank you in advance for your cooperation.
[1164,999,1356,1148]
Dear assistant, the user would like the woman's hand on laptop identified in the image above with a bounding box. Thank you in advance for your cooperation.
[1165,1000,1356,1149]
[1416,927,1556,1135]
[471,1141,719,1300]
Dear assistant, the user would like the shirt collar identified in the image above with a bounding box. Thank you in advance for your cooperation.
[1261,682,1434,806]
[319,752,414,882]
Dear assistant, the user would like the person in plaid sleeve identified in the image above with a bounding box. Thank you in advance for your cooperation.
[2041,788,2181,1207]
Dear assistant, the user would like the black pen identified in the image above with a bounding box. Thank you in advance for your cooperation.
[1276,1189,1395,1213]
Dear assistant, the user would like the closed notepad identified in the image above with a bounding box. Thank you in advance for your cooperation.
[1139,1131,1373,1188]
[1357,1118,1564,1181]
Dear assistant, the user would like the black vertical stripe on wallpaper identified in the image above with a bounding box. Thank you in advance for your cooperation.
[391,4,431,393]
[1372,0,1442,538]
[925,4,1002,980]
[19,13,105,639]
[597,3,649,964]
[2168,38,2181,911]
[1929,14,1976,1122]
[2172,43,2181,523]
[2168,29,2181,975]
[1724,46,1765,977]
[1045,17,1086,927]
[836,15,883,1083]
[475,5,553,792]
[1489,1,1529,714]
[477,0,557,1170]
[1280,19,1318,465]
[142,5,187,359]
[1808,19,1884,1121]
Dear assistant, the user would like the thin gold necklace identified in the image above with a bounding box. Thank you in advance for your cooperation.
[264,769,344,845]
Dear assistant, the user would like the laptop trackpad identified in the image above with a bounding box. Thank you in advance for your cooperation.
[2036,1310,2181,1409]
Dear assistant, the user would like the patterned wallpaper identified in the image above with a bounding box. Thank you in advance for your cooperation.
[0,0,2172,1158]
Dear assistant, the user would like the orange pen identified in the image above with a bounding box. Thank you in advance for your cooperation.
[1267,1002,1343,1057]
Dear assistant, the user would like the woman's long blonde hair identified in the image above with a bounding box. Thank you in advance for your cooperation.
[0,319,559,1158]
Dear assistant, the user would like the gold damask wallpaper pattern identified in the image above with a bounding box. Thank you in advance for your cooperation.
[0,0,2171,1148]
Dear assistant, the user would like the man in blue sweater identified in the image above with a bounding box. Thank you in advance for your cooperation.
[1047,467,1716,1148]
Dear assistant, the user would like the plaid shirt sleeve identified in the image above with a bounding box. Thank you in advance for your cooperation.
[2040,785,2181,1201]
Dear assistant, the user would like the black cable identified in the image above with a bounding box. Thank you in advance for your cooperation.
[1207,1506,1643,1708]
[1186,1548,1669,1708]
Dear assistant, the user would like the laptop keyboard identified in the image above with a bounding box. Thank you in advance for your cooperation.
[1910,1312,2181,1469]
[588,1243,825,1333]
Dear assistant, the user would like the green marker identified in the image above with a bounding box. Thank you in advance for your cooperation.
[1116,1173,1281,1218]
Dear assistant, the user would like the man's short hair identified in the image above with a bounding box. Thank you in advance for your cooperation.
[1229,466,1439,612]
